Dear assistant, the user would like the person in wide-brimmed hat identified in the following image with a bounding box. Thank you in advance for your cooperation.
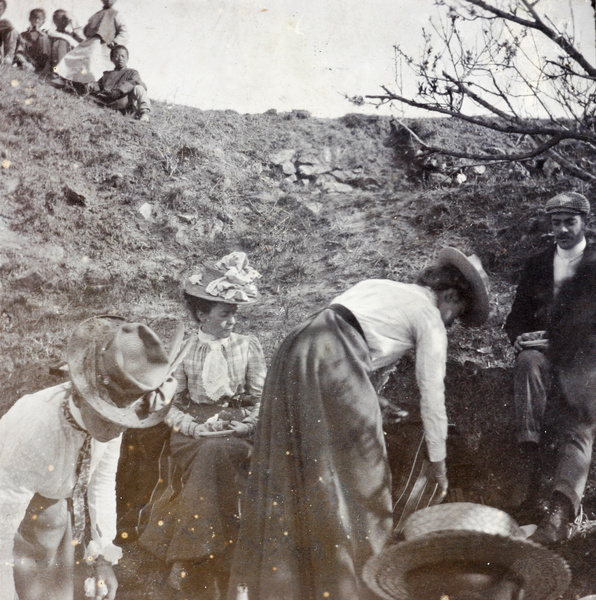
[0,316,187,600]
[139,252,266,599]
[363,502,570,600]
[227,247,490,600]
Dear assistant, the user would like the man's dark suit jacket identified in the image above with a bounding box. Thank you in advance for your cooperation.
[504,242,596,344]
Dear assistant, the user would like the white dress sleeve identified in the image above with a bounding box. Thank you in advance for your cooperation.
[85,435,123,564]
[413,306,449,462]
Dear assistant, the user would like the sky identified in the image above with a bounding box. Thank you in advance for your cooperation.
[7,0,596,117]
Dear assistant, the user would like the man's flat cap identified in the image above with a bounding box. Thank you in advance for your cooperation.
[545,192,591,215]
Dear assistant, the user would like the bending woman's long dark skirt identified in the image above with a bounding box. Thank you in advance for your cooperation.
[228,308,392,600]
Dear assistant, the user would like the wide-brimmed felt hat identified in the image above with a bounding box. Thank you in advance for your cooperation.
[545,191,590,215]
[437,247,490,327]
[67,316,190,428]
[184,251,261,305]
[363,503,570,600]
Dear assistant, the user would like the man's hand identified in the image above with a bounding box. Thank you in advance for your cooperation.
[89,558,118,600]
[513,331,548,353]
[429,459,448,504]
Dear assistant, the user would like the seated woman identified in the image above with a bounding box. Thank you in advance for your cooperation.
[139,252,266,600]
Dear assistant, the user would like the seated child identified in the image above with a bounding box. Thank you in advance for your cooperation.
[14,8,51,72]
[85,45,151,121]
[47,9,83,70]
[0,0,18,67]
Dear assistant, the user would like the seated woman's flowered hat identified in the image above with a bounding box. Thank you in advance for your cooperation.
[184,252,261,305]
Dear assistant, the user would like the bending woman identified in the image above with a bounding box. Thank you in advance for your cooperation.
[228,247,490,600]
[139,252,266,600]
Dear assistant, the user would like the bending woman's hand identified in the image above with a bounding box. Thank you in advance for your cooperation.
[429,459,448,504]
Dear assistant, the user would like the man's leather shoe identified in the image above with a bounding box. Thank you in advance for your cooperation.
[529,493,573,545]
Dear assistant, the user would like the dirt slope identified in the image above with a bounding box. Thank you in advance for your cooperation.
[1,68,596,599]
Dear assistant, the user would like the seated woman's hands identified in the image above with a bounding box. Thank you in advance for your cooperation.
[217,409,233,422]
[190,416,251,438]
[218,409,251,436]
[190,422,209,439]
[228,421,251,437]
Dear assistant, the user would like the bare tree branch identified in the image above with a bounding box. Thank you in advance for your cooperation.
[368,87,595,143]
[464,0,596,78]
[364,0,596,182]
[391,118,565,161]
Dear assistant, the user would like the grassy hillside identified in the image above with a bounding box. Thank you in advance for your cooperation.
[2,68,596,599]
[2,69,582,395]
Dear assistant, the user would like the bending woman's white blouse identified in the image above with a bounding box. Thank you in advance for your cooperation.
[332,279,449,462]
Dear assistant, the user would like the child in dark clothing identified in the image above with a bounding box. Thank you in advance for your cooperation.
[15,8,51,72]
[0,0,18,67]
[85,45,151,121]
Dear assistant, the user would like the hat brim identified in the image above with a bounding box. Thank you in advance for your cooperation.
[363,531,570,600]
[67,316,181,429]
[184,280,261,305]
[545,207,587,215]
[437,247,490,327]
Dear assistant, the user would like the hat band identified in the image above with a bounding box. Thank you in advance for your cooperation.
[95,342,153,408]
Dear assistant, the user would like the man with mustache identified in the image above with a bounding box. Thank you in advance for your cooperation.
[504,191,593,516]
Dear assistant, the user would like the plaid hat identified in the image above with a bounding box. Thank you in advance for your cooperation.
[545,192,590,215]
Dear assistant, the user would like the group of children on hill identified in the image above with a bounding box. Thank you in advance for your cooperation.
[0,0,150,122]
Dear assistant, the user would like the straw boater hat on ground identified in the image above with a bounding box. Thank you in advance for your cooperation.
[184,251,261,305]
[67,316,190,428]
[437,247,491,327]
[363,503,570,600]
